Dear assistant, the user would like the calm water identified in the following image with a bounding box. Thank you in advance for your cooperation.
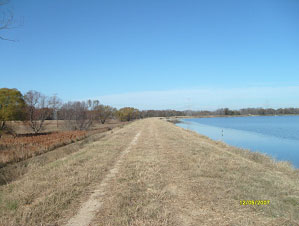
[177,116,299,168]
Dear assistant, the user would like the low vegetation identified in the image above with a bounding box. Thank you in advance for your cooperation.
[0,87,298,225]
[0,131,86,167]
[91,119,299,225]
[0,119,297,225]
[0,122,136,226]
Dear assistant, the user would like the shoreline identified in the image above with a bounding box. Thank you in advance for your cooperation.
[174,117,299,169]
[171,113,299,119]
[0,118,298,225]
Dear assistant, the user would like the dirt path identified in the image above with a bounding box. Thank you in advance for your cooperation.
[1,118,298,226]
[89,118,299,225]
[65,131,141,226]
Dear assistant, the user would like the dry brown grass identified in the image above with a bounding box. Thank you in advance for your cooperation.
[0,131,87,166]
[0,118,298,225]
[92,118,299,225]
[91,121,180,225]
[0,130,109,186]
[0,122,136,226]
[5,119,123,135]
[0,120,126,167]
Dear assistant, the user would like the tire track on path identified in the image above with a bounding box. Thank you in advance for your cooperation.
[65,130,141,226]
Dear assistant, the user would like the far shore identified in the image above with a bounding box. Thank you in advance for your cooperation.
[171,113,299,119]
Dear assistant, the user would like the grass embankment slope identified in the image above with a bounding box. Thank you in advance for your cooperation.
[0,120,125,167]
[0,118,298,225]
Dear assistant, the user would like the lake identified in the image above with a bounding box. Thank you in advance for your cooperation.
[177,115,299,168]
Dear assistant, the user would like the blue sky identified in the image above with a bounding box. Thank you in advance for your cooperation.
[1,0,299,110]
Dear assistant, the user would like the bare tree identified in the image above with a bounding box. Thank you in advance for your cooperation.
[61,100,100,131]
[0,0,16,42]
[24,90,51,134]
[49,94,62,128]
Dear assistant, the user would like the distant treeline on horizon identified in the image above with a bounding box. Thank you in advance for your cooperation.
[141,107,299,118]
[1,88,298,131]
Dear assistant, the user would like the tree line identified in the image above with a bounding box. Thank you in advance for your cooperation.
[184,107,299,116]
[1,88,299,136]
[0,88,141,136]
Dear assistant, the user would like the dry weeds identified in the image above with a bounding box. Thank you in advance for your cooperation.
[0,123,137,226]
[92,118,299,225]
[0,131,87,166]
[0,120,126,167]
[0,118,298,226]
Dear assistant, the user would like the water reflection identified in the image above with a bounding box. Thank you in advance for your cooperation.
[177,120,299,168]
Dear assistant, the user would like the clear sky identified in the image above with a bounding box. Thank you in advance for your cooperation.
[1,0,299,110]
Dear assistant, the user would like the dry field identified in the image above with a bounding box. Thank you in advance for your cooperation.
[0,118,298,225]
[5,119,124,134]
[0,131,87,166]
[0,120,126,167]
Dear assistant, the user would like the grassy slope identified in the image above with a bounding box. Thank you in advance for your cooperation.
[0,118,298,225]
[0,124,137,226]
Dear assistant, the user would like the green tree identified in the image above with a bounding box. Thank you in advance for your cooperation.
[0,88,26,135]
[117,107,140,122]
[96,105,116,124]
